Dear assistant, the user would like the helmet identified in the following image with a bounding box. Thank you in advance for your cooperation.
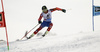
[42,5,47,10]
[42,6,48,12]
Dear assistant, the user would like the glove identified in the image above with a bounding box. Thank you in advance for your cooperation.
[38,21,42,24]
[62,9,66,13]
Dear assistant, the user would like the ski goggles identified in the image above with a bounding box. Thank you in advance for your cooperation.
[42,9,47,12]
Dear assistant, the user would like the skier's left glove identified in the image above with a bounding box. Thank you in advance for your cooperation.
[62,9,66,13]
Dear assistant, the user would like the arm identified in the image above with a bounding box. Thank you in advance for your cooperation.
[50,7,62,12]
[38,13,43,24]
[38,13,43,21]
[50,7,66,13]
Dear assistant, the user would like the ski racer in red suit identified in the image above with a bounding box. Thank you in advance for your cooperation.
[28,6,66,39]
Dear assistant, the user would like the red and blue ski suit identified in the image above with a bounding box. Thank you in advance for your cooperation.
[34,7,62,34]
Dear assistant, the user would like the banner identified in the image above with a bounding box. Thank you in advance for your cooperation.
[93,6,100,16]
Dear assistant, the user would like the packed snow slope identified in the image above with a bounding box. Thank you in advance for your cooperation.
[0,30,100,52]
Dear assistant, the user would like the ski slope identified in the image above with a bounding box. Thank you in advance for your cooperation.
[0,31,100,52]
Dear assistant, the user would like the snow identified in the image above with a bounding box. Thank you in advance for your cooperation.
[0,31,100,52]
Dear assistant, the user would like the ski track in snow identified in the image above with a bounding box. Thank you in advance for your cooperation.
[0,31,100,52]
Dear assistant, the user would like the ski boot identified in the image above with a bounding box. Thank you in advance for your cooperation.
[42,31,49,37]
[27,33,35,39]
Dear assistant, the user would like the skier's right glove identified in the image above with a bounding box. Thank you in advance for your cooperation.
[38,21,42,24]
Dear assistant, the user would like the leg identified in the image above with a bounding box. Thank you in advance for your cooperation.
[28,21,46,39]
[47,23,53,31]
[42,23,53,37]
[34,26,43,34]
[34,21,47,34]
[28,26,43,39]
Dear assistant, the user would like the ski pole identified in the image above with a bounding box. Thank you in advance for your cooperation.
[20,24,39,40]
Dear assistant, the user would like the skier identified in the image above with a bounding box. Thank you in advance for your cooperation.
[28,6,66,39]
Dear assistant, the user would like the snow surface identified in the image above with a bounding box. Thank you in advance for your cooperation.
[0,31,100,52]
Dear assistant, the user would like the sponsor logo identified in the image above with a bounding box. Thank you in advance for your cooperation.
[47,14,50,19]
[0,16,1,21]
[95,7,100,12]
